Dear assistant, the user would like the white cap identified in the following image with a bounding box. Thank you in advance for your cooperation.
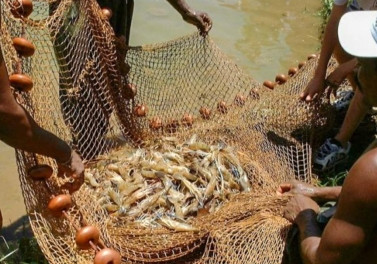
[338,11,377,58]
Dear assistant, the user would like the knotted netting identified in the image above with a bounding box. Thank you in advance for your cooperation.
[1,0,337,263]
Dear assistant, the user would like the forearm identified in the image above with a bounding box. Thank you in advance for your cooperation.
[312,186,342,202]
[166,0,194,18]
[0,51,71,163]
[315,5,347,79]
[297,210,323,264]
[0,106,71,162]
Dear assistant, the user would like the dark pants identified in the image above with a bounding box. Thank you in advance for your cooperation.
[96,0,134,45]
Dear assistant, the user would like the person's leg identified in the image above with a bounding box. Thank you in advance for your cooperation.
[333,43,358,90]
[334,88,369,146]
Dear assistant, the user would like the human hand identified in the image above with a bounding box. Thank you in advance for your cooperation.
[276,180,316,198]
[283,194,320,224]
[300,76,326,102]
[183,10,212,35]
[325,63,351,98]
[57,150,85,193]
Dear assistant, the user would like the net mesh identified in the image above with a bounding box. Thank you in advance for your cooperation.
[1,0,338,263]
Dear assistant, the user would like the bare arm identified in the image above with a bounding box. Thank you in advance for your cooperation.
[0,49,84,187]
[300,3,347,101]
[166,0,212,35]
[287,149,377,264]
[277,180,342,202]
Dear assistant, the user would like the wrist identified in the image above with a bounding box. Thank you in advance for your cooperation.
[55,143,72,165]
[296,209,318,227]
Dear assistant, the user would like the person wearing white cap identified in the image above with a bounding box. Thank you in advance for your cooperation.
[302,0,377,172]
[280,11,377,264]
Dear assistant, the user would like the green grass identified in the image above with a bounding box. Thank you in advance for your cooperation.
[0,237,47,264]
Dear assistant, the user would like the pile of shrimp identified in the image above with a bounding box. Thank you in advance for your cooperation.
[84,135,251,232]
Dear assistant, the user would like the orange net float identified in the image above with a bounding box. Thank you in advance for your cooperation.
[94,248,122,264]
[75,226,100,250]
[101,8,113,20]
[234,94,246,106]
[217,101,228,114]
[149,116,163,130]
[9,73,33,92]
[288,67,298,77]
[199,107,211,120]
[275,74,288,85]
[11,0,33,18]
[298,61,306,69]
[249,88,260,99]
[181,113,194,127]
[12,37,35,57]
[28,164,53,180]
[307,54,317,60]
[133,104,148,117]
[47,194,72,216]
[263,80,275,90]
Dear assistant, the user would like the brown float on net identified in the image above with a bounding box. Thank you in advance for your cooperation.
[307,54,317,60]
[217,101,228,114]
[13,37,35,57]
[234,94,246,106]
[263,80,275,90]
[94,248,122,264]
[199,107,211,120]
[75,226,101,250]
[9,73,33,92]
[181,113,194,127]
[298,61,306,69]
[288,67,298,76]
[101,8,113,20]
[275,74,288,85]
[134,104,148,117]
[11,0,33,18]
[28,165,53,180]
[47,194,72,216]
[149,116,163,130]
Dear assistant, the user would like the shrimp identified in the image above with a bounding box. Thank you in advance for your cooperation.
[84,171,100,188]
[157,216,199,232]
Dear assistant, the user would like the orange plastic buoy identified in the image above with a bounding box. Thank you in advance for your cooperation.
[28,164,53,180]
[9,73,33,92]
[133,104,147,117]
[181,113,194,127]
[11,0,33,18]
[307,54,317,60]
[126,83,137,98]
[249,88,260,99]
[275,74,288,85]
[94,248,122,264]
[149,116,163,130]
[47,194,72,216]
[75,226,100,250]
[217,101,228,114]
[102,8,113,20]
[199,107,211,120]
[234,94,246,106]
[298,61,306,69]
[13,37,35,57]
[288,67,298,77]
[165,119,179,133]
[263,80,275,90]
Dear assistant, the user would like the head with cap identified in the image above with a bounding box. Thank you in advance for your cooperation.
[338,10,377,106]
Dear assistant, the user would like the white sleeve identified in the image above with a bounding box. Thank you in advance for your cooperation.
[333,0,348,5]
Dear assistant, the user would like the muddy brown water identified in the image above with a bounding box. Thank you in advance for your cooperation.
[0,0,321,227]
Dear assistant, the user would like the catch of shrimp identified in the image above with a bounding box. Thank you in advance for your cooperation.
[85,134,251,232]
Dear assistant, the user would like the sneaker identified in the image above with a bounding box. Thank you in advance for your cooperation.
[332,90,354,112]
[314,138,351,171]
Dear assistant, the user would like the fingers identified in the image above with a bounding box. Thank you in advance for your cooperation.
[276,183,292,195]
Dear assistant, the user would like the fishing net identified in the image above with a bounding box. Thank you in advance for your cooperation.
[1,0,338,263]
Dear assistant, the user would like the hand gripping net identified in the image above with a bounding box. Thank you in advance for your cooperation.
[1,0,336,263]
